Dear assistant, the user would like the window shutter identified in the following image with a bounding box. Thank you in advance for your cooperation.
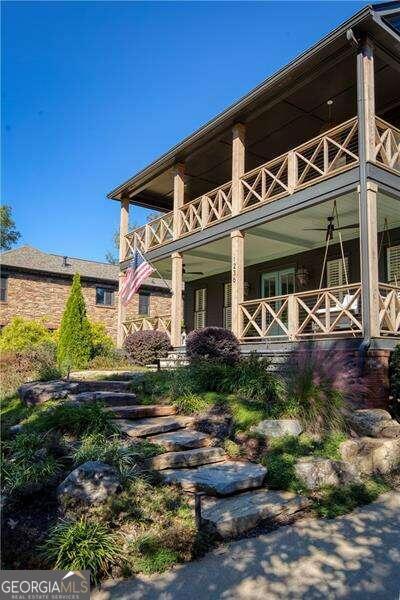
[327,257,349,287]
[194,288,207,329]
[387,245,400,284]
[223,283,232,330]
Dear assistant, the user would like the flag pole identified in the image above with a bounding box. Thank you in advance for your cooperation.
[136,247,174,295]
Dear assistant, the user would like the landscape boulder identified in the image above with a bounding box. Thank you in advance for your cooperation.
[18,380,80,406]
[340,437,400,475]
[57,461,121,505]
[347,409,400,438]
[250,419,303,438]
[295,457,359,490]
[18,379,133,406]
[193,405,233,440]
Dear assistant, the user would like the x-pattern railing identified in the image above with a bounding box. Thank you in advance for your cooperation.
[122,315,172,339]
[241,154,289,209]
[124,116,400,256]
[146,213,174,249]
[294,118,359,188]
[379,284,400,335]
[179,197,203,235]
[375,118,400,173]
[240,284,363,340]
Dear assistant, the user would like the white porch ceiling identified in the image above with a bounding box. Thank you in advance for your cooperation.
[154,191,400,281]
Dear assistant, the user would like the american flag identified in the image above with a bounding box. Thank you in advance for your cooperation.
[119,249,155,306]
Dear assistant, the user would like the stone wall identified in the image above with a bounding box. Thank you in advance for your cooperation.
[0,271,171,341]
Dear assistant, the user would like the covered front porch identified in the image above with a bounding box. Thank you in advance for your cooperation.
[123,187,400,348]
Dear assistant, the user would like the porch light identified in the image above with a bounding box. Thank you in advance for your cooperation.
[296,266,309,288]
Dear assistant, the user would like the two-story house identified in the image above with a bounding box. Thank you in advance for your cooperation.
[108,2,400,401]
[0,245,171,341]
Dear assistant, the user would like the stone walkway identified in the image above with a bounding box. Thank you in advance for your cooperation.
[93,491,400,600]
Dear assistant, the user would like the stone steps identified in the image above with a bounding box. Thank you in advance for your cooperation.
[108,405,177,419]
[72,381,311,540]
[162,460,267,496]
[74,380,134,392]
[69,391,139,407]
[201,489,311,538]
[149,447,226,471]
[147,429,212,451]
[116,415,194,437]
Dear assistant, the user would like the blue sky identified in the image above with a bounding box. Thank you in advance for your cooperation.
[2,0,366,262]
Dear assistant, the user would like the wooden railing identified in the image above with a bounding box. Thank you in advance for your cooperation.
[240,284,363,341]
[379,283,400,336]
[122,315,172,339]
[241,117,359,210]
[179,181,233,236]
[124,116,400,256]
[375,118,400,173]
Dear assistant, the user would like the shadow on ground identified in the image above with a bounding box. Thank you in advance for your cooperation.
[93,492,400,600]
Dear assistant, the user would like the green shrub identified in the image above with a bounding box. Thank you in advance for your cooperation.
[22,401,118,437]
[173,392,223,415]
[124,330,171,366]
[226,355,287,406]
[0,317,53,352]
[87,351,133,371]
[313,478,389,518]
[72,434,163,480]
[57,273,93,370]
[2,453,63,496]
[89,322,115,358]
[41,518,123,584]
[223,439,244,459]
[0,344,60,399]
[186,327,240,365]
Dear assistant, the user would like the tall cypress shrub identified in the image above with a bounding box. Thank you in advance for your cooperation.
[57,273,92,369]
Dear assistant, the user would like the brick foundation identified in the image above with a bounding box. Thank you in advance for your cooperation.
[363,349,391,408]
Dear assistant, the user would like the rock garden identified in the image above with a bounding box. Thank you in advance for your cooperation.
[1,274,400,585]
[1,322,399,585]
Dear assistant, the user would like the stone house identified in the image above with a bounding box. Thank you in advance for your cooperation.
[0,245,171,341]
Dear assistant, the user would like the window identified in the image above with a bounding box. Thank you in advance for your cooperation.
[387,245,400,285]
[96,287,115,306]
[194,288,207,329]
[223,283,232,330]
[327,257,349,287]
[0,276,8,302]
[138,292,150,315]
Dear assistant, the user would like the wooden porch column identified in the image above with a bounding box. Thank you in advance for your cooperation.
[171,251,183,347]
[359,181,380,338]
[232,123,246,215]
[357,38,379,339]
[173,163,185,240]
[117,197,130,348]
[231,230,244,338]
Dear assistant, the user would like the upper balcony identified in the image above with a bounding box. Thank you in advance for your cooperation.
[124,116,400,259]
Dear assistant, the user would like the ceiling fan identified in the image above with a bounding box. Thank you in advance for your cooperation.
[183,263,204,276]
[304,216,359,241]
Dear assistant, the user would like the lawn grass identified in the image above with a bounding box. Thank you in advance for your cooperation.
[313,478,389,518]
[261,433,347,493]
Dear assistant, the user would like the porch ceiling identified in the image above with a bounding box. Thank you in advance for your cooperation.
[153,191,400,281]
